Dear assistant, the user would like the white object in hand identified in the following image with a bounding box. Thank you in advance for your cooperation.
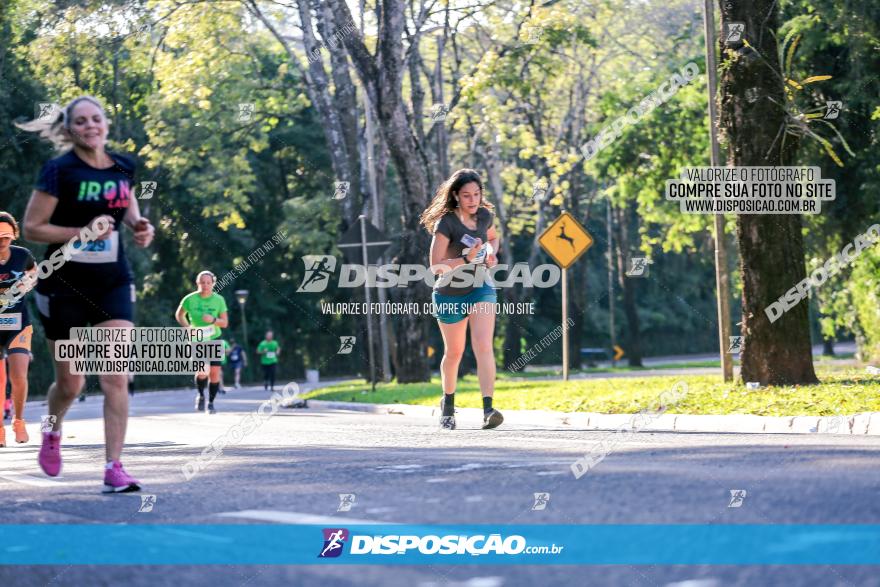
[467,242,493,264]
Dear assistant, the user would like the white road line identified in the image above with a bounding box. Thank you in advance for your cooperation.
[215,510,399,525]
[364,507,396,514]
[0,471,66,487]
[442,463,485,472]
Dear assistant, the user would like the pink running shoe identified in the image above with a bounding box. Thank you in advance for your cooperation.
[38,431,62,477]
[102,461,141,493]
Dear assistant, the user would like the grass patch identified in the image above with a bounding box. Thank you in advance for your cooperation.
[304,364,879,416]
[506,359,725,378]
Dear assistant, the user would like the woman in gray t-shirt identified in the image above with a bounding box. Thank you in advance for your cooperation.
[419,168,504,431]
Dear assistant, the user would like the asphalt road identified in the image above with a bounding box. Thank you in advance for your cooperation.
[1,384,878,586]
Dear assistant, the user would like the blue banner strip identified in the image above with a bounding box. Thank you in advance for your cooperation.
[2,524,879,565]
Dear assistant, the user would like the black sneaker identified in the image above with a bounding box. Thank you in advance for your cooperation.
[439,396,456,430]
[195,395,205,412]
[482,409,504,430]
[208,403,216,414]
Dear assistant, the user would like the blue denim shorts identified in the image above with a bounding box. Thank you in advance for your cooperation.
[431,284,498,324]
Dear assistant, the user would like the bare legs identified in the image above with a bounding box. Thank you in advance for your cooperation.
[437,303,497,398]
[46,319,132,462]
[8,353,30,420]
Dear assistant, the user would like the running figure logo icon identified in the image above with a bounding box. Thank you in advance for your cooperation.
[297,255,337,293]
[725,22,745,43]
[625,257,653,277]
[318,528,349,558]
[430,103,449,121]
[139,181,157,200]
[333,182,350,200]
[728,489,747,508]
[531,492,550,511]
[523,25,544,44]
[337,493,356,512]
[824,101,842,120]
[238,103,255,122]
[138,494,157,513]
[727,336,743,354]
[532,179,549,202]
[826,412,845,434]
[40,415,57,433]
[36,102,59,121]
[337,336,356,355]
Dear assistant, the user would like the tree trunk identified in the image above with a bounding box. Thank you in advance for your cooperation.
[249,0,359,229]
[718,0,817,385]
[822,337,835,357]
[329,0,431,382]
[314,0,361,227]
[614,205,643,367]
[477,134,522,369]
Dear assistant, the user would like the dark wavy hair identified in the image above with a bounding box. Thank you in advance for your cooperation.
[419,168,495,233]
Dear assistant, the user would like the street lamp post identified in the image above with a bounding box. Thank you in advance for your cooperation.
[235,290,249,383]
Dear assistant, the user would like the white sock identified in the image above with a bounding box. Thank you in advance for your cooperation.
[105,461,117,470]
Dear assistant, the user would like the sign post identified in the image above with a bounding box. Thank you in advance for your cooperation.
[562,265,568,379]
[538,211,594,381]
[338,216,391,391]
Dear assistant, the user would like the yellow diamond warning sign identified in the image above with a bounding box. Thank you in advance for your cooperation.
[538,212,593,269]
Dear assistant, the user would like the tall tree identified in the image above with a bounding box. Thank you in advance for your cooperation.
[324,0,433,382]
[718,0,818,384]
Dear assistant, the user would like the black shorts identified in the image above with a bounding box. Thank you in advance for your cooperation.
[35,283,135,341]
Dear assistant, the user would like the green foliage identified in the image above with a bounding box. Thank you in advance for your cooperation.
[848,248,880,361]
[1,0,877,393]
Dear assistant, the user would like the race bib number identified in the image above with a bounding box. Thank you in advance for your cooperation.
[190,326,216,339]
[266,351,276,359]
[0,313,22,330]
[462,241,493,265]
[70,232,119,264]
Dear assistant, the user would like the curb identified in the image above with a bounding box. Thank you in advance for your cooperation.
[295,400,880,436]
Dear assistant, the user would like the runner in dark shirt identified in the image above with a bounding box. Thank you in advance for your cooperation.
[0,212,37,447]
[18,95,155,493]
[33,148,136,295]
[227,339,246,389]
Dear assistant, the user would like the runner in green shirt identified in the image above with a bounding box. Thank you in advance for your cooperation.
[256,330,280,391]
[175,271,228,413]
